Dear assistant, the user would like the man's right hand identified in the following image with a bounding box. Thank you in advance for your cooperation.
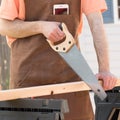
[41,21,65,43]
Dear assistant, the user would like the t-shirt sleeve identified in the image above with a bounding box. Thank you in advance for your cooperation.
[0,0,25,20]
[0,0,25,47]
[82,0,107,15]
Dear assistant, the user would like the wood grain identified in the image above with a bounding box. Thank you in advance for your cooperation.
[0,79,119,101]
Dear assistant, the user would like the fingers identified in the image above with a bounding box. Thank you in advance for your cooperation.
[48,27,65,43]
[103,78,112,90]
[103,76,117,90]
[42,21,66,43]
[96,72,117,90]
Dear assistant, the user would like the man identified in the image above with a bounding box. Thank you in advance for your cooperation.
[0,0,117,120]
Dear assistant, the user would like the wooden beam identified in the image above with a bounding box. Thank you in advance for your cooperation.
[0,80,120,101]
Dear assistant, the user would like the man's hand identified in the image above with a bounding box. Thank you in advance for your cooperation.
[41,22,65,43]
[96,72,117,90]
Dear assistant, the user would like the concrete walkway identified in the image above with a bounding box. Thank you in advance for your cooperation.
[79,16,120,114]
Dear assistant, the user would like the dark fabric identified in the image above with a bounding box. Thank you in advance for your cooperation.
[10,0,94,119]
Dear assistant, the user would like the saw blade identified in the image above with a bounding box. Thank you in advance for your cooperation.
[59,45,107,100]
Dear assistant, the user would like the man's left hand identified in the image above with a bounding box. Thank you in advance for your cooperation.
[96,72,117,90]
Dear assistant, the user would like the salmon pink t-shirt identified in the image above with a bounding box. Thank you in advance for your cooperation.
[0,0,107,46]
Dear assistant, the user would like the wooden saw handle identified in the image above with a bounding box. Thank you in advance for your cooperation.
[47,23,75,52]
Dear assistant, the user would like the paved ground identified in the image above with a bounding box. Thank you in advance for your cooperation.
[79,16,120,114]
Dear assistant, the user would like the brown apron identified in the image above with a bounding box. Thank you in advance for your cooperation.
[10,0,94,119]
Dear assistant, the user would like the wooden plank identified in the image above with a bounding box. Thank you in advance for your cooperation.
[108,108,116,120]
[0,79,120,101]
[118,111,120,120]
[108,108,120,120]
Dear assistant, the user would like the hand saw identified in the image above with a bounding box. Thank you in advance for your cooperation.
[47,23,107,100]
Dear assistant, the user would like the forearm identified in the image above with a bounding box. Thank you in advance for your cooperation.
[0,18,64,43]
[86,12,110,72]
[0,18,43,38]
